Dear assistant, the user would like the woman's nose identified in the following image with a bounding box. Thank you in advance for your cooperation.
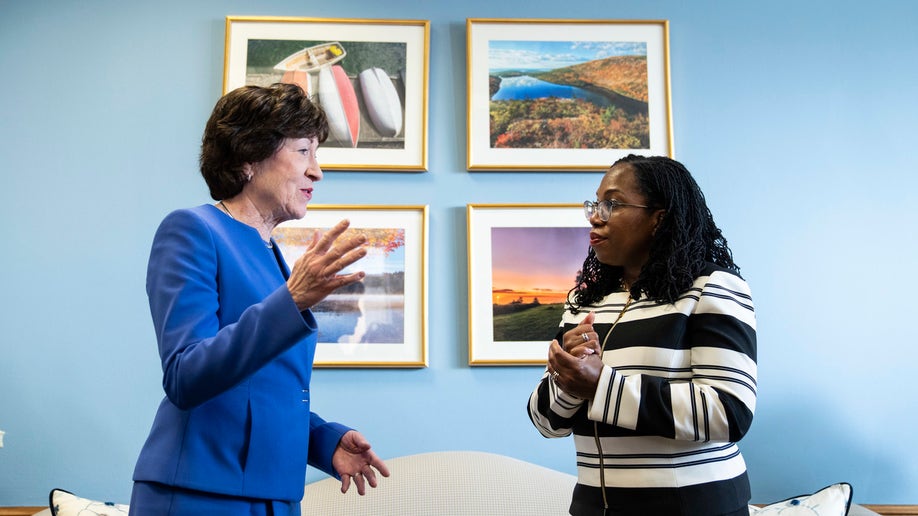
[308,161,323,182]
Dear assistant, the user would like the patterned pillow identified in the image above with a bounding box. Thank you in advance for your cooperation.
[49,488,129,516]
[750,483,852,515]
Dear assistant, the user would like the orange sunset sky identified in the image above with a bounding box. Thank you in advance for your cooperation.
[490,226,591,305]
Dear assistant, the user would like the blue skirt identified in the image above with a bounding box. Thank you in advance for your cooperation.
[129,481,299,516]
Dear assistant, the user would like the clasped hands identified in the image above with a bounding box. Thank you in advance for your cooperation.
[332,430,390,495]
[547,311,605,399]
[287,219,368,311]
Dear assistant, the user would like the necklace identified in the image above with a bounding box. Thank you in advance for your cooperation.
[598,293,633,355]
[218,201,273,249]
[218,200,234,219]
[593,291,633,513]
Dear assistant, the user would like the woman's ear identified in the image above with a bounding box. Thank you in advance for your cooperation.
[652,210,666,235]
[242,163,254,182]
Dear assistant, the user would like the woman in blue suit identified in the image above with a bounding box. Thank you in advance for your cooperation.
[130,83,389,515]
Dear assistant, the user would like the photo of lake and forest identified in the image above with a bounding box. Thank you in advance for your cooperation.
[273,226,407,344]
[488,40,649,150]
[490,226,591,342]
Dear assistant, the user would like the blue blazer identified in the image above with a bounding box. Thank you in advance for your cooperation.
[133,204,349,502]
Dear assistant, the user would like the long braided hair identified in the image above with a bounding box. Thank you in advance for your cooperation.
[570,155,738,312]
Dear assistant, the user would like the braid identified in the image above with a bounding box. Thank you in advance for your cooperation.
[570,155,738,313]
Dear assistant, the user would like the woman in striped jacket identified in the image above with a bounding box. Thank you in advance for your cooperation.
[528,155,756,516]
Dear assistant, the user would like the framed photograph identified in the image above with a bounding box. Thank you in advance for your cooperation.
[466,18,673,171]
[273,205,428,367]
[224,16,430,171]
[467,204,591,365]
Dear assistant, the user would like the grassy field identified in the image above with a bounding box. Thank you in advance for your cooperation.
[492,303,565,341]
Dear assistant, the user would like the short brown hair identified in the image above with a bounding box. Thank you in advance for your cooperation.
[199,83,329,200]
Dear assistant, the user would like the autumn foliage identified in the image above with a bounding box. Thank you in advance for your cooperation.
[490,98,649,149]
[273,227,406,256]
[536,55,648,102]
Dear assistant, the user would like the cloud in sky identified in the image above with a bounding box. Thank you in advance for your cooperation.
[489,40,646,71]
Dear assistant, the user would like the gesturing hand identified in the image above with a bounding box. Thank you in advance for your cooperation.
[287,219,368,311]
[332,430,391,495]
[547,339,605,399]
[562,311,602,357]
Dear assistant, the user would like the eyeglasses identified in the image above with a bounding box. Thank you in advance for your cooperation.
[583,199,650,222]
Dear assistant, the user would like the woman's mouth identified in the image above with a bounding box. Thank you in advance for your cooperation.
[589,232,606,246]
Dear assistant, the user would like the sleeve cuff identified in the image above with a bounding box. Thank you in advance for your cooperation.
[587,365,617,422]
[307,419,352,478]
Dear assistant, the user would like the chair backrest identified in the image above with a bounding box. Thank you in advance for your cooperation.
[302,450,577,515]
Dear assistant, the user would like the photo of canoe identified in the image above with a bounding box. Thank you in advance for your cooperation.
[488,40,650,150]
[244,39,408,149]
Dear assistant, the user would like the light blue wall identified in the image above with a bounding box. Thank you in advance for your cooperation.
[2,0,916,507]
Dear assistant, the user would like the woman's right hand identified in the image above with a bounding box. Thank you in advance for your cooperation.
[286,219,368,311]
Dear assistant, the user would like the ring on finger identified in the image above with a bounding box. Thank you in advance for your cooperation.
[581,333,589,342]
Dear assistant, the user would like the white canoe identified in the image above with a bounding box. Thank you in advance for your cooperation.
[318,65,359,147]
[274,42,346,73]
[359,67,403,138]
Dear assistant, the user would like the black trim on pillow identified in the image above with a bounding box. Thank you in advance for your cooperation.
[48,488,74,516]
[758,482,853,515]
[49,488,127,516]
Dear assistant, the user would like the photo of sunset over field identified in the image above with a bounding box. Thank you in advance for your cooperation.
[490,226,591,341]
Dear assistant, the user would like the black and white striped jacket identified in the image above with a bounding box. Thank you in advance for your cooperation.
[528,264,756,514]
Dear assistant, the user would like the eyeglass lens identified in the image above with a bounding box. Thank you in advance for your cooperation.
[583,200,609,222]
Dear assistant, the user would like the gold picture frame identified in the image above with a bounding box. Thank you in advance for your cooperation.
[467,203,590,365]
[273,205,428,367]
[224,16,430,171]
[467,18,673,171]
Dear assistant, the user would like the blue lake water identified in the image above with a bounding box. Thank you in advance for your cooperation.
[317,311,361,342]
[491,75,612,107]
[316,294,405,343]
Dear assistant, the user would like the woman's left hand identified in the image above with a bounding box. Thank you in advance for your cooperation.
[332,430,391,495]
[561,311,602,356]
[287,219,368,311]
[547,339,604,399]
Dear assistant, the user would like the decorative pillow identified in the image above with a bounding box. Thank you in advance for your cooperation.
[749,482,852,515]
[49,488,129,516]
